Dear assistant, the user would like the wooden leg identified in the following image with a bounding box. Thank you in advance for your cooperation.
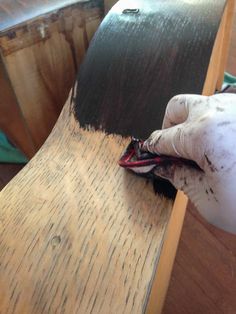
[217,0,236,90]
[145,191,188,314]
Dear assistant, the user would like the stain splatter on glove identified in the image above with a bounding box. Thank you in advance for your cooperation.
[143,93,236,234]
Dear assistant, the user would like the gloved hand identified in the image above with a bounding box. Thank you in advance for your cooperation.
[143,93,236,234]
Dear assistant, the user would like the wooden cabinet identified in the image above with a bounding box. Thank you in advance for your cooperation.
[0,0,103,157]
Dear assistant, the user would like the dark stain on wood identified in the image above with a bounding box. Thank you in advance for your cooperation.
[74,0,226,139]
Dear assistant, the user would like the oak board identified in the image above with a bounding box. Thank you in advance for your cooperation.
[0,0,227,313]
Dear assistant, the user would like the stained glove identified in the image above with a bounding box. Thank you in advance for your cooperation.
[143,93,236,234]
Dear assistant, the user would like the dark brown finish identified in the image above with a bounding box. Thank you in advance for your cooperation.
[0,0,103,33]
[75,0,226,139]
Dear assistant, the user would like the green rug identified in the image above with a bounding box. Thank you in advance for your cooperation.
[0,131,28,163]
[222,72,236,89]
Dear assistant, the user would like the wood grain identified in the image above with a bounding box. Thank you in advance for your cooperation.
[217,0,236,89]
[0,0,229,313]
[146,191,188,314]
[0,98,173,313]
[75,0,226,139]
[203,3,227,96]
[226,3,236,76]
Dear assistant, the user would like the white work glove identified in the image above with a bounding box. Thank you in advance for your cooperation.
[143,93,236,234]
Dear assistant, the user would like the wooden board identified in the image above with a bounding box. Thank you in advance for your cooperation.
[0,102,175,313]
[216,0,236,89]
[226,3,236,76]
[0,0,227,313]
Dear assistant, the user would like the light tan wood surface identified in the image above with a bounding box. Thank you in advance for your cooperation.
[203,0,235,95]
[0,96,175,313]
[226,1,236,76]
[145,191,188,314]
[217,0,236,90]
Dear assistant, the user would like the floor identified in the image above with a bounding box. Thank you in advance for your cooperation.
[227,7,236,77]
[0,7,236,314]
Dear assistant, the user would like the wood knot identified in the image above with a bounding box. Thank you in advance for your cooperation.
[51,235,61,248]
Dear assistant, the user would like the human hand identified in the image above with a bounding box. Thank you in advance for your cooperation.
[143,93,236,234]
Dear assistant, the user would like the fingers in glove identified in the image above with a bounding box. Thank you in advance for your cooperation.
[163,94,207,129]
[143,124,190,158]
